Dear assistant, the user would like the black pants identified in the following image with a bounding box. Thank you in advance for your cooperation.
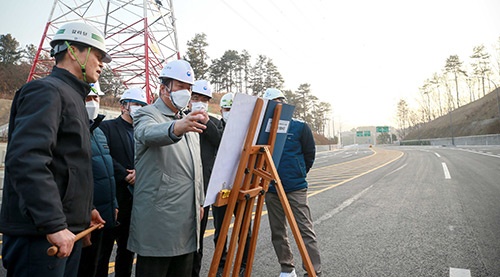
[192,205,210,277]
[212,204,251,270]
[97,221,135,277]
[78,228,105,277]
[2,234,83,277]
[136,252,194,277]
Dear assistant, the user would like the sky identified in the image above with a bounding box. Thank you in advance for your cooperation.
[2,0,500,133]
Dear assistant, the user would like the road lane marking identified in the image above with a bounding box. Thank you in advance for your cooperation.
[456,148,500,159]
[435,152,441,157]
[314,184,374,225]
[385,164,407,176]
[449,267,471,277]
[442,162,451,179]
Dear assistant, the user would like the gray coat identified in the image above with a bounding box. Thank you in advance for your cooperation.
[128,99,204,257]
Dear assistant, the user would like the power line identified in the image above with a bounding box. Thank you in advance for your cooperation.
[218,0,290,58]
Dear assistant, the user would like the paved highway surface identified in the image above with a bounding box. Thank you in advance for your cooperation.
[1,145,499,276]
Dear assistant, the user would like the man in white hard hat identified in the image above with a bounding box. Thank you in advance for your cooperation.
[128,59,206,276]
[219,92,234,125]
[263,88,322,277]
[188,80,226,277]
[99,87,148,277]
[0,21,111,277]
[78,84,117,277]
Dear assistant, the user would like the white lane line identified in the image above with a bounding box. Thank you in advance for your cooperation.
[449,267,471,277]
[385,163,407,176]
[442,162,451,179]
[456,148,500,159]
[435,152,441,157]
[314,185,373,225]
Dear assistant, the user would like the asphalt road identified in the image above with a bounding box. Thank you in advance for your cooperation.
[1,145,500,276]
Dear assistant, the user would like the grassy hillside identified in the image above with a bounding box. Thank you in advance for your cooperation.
[404,89,500,140]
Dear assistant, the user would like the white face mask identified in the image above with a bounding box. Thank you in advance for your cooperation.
[86,100,99,120]
[129,105,141,118]
[222,111,230,122]
[191,101,208,112]
[170,89,191,110]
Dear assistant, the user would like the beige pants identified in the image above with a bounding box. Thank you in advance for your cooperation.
[265,188,322,275]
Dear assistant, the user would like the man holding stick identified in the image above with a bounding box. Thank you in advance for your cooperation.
[0,21,109,277]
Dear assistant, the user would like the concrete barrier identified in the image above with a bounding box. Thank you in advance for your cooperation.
[401,134,500,146]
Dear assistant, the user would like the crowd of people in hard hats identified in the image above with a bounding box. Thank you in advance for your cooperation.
[0,21,321,277]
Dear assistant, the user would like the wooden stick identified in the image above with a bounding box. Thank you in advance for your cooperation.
[46,224,103,256]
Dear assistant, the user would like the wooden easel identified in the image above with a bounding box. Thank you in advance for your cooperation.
[208,98,316,277]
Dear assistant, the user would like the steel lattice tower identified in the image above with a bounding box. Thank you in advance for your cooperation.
[28,0,181,103]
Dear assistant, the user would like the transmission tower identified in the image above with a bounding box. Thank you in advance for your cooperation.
[28,0,181,103]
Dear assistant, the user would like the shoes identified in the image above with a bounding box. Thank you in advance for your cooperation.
[239,267,246,277]
[279,269,297,277]
[304,271,322,277]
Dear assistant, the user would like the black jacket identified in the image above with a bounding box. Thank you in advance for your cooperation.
[200,115,224,191]
[0,66,93,235]
[100,116,135,223]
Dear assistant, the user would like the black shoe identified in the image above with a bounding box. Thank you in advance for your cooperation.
[239,267,246,277]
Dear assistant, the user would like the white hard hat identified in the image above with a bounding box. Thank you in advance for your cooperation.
[120,87,148,106]
[50,21,112,63]
[263,88,285,100]
[88,82,104,96]
[159,59,195,85]
[220,93,234,108]
[192,80,213,98]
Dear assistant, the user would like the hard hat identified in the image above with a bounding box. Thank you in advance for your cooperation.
[50,21,112,63]
[192,80,213,98]
[220,93,234,108]
[88,82,104,96]
[120,87,148,106]
[262,88,285,100]
[159,59,195,85]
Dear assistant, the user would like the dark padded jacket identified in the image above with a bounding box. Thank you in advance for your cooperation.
[269,119,316,193]
[0,66,93,236]
[90,117,118,230]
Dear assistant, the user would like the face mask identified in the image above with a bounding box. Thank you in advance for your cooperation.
[86,100,99,120]
[222,111,230,122]
[129,105,141,118]
[170,89,191,110]
[191,101,208,112]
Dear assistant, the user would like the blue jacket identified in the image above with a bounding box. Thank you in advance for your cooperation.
[90,117,118,229]
[269,119,316,193]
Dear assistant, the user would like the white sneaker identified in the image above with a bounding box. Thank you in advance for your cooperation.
[279,269,297,277]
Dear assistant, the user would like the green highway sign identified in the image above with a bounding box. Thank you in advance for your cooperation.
[376,126,389,133]
[357,130,371,137]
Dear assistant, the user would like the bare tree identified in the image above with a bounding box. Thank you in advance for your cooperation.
[444,55,466,108]
[470,44,491,97]
[396,99,409,139]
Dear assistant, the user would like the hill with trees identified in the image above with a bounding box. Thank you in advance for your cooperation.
[402,88,500,141]
[394,39,500,141]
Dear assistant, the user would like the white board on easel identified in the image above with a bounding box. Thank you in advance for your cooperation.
[203,93,267,207]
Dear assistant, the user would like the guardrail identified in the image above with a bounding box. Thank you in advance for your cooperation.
[400,134,500,146]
